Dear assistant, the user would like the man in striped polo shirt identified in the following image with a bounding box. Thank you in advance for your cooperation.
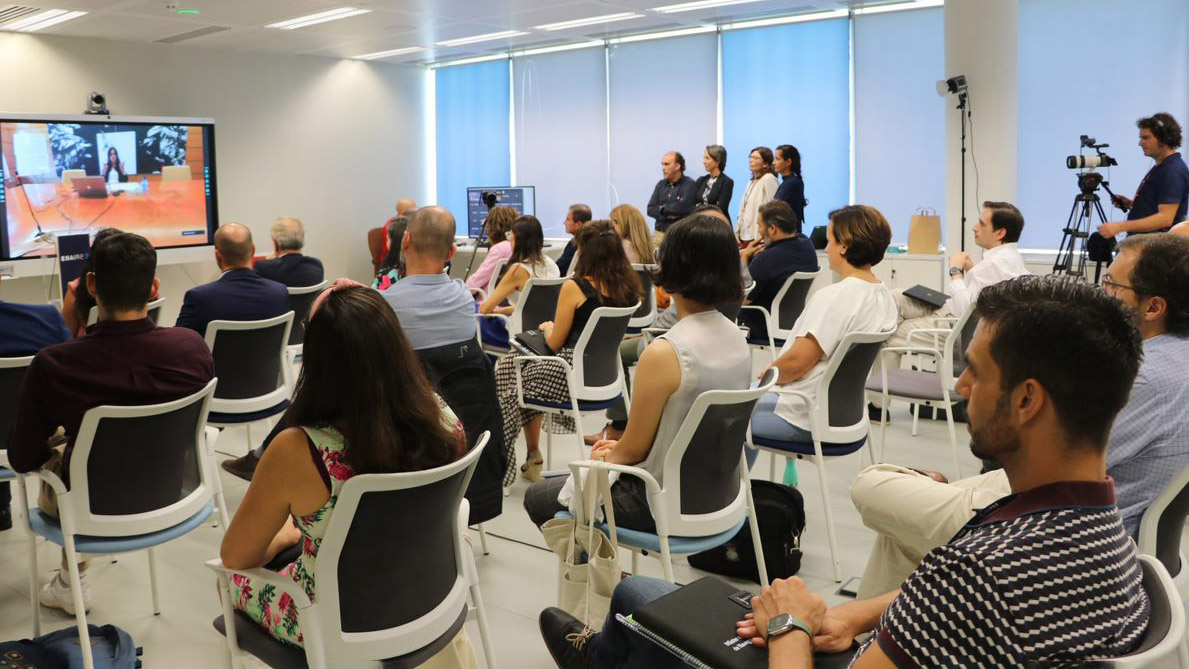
[736,276,1150,667]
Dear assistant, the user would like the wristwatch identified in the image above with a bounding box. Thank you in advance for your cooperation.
[766,613,814,640]
[949,266,964,277]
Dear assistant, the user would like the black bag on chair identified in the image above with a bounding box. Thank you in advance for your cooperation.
[688,480,805,584]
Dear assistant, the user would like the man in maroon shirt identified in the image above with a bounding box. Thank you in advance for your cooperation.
[7,231,214,614]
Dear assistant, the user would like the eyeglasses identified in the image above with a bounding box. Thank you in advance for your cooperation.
[1101,278,1137,293]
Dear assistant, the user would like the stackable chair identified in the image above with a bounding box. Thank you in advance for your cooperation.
[18,379,224,669]
[865,306,978,480]
[749,329,895,582]
[626,264,658,333]
[560,369,779,585]
[285,281,328,364]
[1138,461,1189,594]
[737,270,820,361]
[87,296,166,327]
[0,355,34,490]
[479,277,566,357]
[1108,555,1188,668]
[511,302,638,469]
[485,257,509,296]
[204,313,295,460]
[208,433,497,669]
[161,165,191,181]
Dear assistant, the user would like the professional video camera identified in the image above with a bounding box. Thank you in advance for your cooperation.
[481,190,500,210]
[1066,135,1118,171]
[1054,134,1121,279]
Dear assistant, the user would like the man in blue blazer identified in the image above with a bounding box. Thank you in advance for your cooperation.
[175,222,289,338]
[252,217,325,288]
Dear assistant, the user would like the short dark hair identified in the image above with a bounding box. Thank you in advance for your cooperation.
[705,144,727,171]
[693,203,724,216]
[654,214,743,305]
[976,276,1143,450]
[90,231,156,312]
[1138,112,1183,149]
[759,200,799,235]
[671,151,686,172]
[775,144,802,175]
[569,204,592,224]
[828,205,891,268]
[982,201,1024,243]
[1118,234,1189,336]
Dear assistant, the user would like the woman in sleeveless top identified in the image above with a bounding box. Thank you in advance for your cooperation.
[494,220,641,484]
[220,281,474,663]
[522,213,750,532]
[479,215,560,315]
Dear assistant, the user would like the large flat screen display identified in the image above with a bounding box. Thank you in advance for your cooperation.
[0,115,218,260]
[466,186,535,238]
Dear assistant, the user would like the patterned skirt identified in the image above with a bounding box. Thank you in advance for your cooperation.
[494,346,578,485]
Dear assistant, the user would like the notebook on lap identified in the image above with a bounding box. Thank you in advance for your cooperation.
[903,284,948,309]
[513,329,554,356]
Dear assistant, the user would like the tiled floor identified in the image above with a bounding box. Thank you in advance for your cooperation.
[0,393,1179,667]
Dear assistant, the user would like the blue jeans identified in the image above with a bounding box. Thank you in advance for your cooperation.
[750,393,814,443]
[589,576,684,669]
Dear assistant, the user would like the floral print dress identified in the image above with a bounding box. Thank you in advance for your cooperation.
[230,399,465,648]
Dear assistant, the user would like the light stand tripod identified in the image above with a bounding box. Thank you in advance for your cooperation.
[1053,171,1116,280]
[957,90,968,252]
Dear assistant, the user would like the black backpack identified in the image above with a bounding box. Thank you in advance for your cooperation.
[688,480,805,584]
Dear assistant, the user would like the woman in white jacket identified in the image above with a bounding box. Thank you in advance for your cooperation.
[736,146,779,244]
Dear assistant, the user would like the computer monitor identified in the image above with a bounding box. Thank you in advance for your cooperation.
[465,186,536,239]
[0,114,218,261]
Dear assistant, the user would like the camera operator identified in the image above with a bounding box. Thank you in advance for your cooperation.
[1098,113,1189,239]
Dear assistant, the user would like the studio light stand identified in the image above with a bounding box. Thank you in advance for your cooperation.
[938,75,971,252]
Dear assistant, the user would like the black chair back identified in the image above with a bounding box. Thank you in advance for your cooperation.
[1153,481,1189,578]
[211,323,289,400]
[86,400,206,515]
[951,312,980,377]
[633,270,654,320]
[519,281,564,333]
[826,341,884,428]
[718,298,744,322]
[286,286,324,346]
[0,360,32,446]
[775,275,815,332]
[579,310,634,389]
[678,401,754,515]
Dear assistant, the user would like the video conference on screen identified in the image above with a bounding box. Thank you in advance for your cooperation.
[0,120,217,260]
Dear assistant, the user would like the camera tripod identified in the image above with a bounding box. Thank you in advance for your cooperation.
[1053,174,1115,280]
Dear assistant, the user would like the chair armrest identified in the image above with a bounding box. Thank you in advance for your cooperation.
[769,386,816,408]
[736,305,772,318]
[881,346,942,361]
[204,558,313,610]
[567,460,662,497]
[906,328,952,346]
[470,287,488,301]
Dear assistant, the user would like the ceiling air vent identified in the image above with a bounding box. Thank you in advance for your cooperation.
[0,5,42,27]
[154,25,230,44]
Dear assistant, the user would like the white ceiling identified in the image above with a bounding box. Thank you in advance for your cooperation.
[0,0,910,65]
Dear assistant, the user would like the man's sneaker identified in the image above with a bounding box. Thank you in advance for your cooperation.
[221,452,260,482]
[539,607,594,669]
[40,570,91,614]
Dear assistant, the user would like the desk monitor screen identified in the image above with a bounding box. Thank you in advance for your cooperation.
[466,186,535,238]
[0,116,218,260]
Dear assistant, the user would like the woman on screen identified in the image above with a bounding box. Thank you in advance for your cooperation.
[102,147,128,184]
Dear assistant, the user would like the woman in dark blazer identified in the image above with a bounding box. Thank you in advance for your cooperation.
[694,144,734,219]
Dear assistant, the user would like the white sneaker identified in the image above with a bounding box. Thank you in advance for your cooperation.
[39,570,91,614]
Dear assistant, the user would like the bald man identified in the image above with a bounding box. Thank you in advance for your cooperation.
[175,222,290,337]
[254,216,325,287]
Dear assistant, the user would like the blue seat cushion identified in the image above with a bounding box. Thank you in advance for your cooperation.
[209,400,290,425]
[0,467,14,481]
[554,511,745,554]
[524,396,621,412]
[751,434,867,457]
[29,503,214,553]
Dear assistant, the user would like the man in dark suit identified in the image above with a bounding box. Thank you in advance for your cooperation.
[0,293,71,531]
[252,217,325,288]
[739,200,818,342]
[175,222,289,338]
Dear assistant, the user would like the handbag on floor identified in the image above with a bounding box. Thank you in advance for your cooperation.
[688,480,805,584]
[542,464,621,630]
[0,624,144,669]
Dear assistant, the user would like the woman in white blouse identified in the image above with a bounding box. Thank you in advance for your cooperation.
[736,146,779,245]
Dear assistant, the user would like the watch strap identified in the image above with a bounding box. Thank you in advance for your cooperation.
[768,613,815,640]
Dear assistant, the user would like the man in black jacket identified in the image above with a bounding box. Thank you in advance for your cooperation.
[253,217,325,288]
[646,151,696,233]
[556,204,592,276]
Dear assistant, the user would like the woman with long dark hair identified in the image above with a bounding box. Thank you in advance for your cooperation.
[479,215,560,315]
[494,220,641,483]
[736,146,778,244]
[220,282,472,659]
[523,213,750,532]
[372,215,409,290]
[102,147,128,184]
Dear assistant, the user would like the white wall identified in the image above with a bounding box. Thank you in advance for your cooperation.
[0,33,426,324]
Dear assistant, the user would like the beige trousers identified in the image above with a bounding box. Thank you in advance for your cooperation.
[850,464,1009,599]
[881,290,953,374]
[422,629,480,669]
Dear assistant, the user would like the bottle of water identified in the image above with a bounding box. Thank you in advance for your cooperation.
[141,177,148,193]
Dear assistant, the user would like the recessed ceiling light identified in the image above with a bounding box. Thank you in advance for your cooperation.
[4,8,88,32]
[852,0,943,15]
[534,12,643,31]
[721,8,848,30]
[353,46,426,60]
[176,8,200,14]
[436,30,528,47]
[651,0,766,13]
[266,7,371,30]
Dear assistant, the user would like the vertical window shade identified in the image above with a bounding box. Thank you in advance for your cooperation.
[435,60,511,235]
[854,8,945,243]
[608,34,718,226]
[1018,0,1189,249]
[514,47,608,237]
[722,19,850,231]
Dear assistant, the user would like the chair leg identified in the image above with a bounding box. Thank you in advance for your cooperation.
[477,523,490,556]
[464,548,498,669]
[19,477,41,637]
[768,452,776,483]
[744,484,770,588]
[630,550,639,575]
[148,547,161,615]
[911,404,919,436]
[659,536,676,583]
[813,454,843,583]
[545,415,553,471]
[878,394,890,463]
[62,535,95,669]
[943,394,961,480]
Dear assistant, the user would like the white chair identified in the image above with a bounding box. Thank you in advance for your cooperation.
[865,305,978,480]
[1138,461,1189,594]
[1108,555,1189,668]
[87,296,166,327]
[485,257,509,296]
[0,355,34,482]
[161,164,191,181]
[511,302,639,469]
[18,379,224,669]
[204,313,295,460]
[208,433,497,669]
[562,368,779,585]
[479,277,566,357]
[61,169,86,188]
[284,281,328,363]
[626,264,658,332]
[737,270,821,361]
[749,329,895,582]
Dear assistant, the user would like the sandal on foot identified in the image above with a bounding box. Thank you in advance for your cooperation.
[521,457,544,482]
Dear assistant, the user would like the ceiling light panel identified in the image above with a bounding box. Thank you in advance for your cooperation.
[354,46,426,60]
[851,0,943,15]
[535,12,643,31]
[436,29,528,47]
[3,7,87,31]
[266,7,370,30]
[652,0,767,13]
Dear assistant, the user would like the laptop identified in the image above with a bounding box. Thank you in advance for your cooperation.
[903,284,949,309]
[513,329,554,356]
[619,577,857,669]
[72,176,109,198]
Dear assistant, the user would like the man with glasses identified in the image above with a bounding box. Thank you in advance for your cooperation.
[849,233,1189,598]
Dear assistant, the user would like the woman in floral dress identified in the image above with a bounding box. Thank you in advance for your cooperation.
[220,280,471,662]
